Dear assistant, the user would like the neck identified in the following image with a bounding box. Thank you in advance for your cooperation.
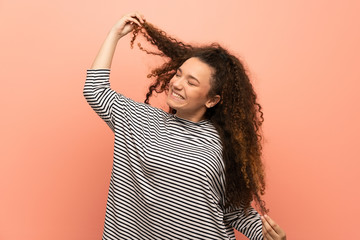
[174,110,206,123]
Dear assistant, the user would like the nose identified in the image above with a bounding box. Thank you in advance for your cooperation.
[172,76,183,90]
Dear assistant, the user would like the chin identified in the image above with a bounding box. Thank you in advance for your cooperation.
[166,95,189,113]
[166,103,178,112]
[166,97,177,109]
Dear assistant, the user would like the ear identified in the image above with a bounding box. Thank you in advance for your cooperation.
[205,94,221,108]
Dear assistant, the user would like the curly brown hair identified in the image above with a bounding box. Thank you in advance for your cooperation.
[130,21,269,216]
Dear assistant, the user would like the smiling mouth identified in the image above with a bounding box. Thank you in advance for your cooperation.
[171,90,185,99]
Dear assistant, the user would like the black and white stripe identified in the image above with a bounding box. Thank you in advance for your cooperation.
[83,69,264,240]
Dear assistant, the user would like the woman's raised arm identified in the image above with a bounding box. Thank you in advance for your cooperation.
[90,12,145,69]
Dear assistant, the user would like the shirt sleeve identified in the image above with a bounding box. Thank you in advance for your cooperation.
[83,68,165,137]
[83,68,118,132]
[223,204,264,240]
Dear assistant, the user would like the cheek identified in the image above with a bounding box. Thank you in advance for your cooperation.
[188,90,206,102]
[168,78,176,88]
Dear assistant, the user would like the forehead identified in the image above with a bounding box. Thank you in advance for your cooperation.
[180,57,214,84]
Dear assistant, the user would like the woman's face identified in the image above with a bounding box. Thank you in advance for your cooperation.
[166,57,220,121]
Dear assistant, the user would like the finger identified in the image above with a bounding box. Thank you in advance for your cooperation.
[135,12,145,23]
[128,12,144,24]
[124,16,141,27]
[261,216,273,240]
[264,215,284,235]
[262,225,271,240]
[261,215,277,240]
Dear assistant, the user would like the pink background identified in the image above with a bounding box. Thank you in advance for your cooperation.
[1,0,359,239]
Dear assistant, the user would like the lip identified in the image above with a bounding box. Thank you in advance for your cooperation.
[171,89,185,99]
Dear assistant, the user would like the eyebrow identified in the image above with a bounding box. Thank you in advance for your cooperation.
[178,67,200,84]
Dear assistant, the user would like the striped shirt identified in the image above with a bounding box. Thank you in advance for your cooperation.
[83,69,264,239]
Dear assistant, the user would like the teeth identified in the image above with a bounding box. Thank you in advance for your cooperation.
[172,91,184,99]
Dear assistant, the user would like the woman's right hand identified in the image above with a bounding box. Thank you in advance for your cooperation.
[110,12,145,39]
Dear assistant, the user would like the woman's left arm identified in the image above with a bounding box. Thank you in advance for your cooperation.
[223,206,287,240]
[223,205,263,240]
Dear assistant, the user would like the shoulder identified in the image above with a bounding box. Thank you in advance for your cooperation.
[115,93,171,121]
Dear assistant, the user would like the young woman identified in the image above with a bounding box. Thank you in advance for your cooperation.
[83,12,286,240]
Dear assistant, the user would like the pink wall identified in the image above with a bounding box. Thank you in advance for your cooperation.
[1,0,359,239]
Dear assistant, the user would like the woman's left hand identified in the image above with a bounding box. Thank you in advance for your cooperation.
[260,214,286,240]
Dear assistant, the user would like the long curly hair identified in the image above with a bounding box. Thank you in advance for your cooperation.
[129,21,269,215]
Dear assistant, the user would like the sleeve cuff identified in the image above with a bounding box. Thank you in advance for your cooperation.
[87,68,110,72]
